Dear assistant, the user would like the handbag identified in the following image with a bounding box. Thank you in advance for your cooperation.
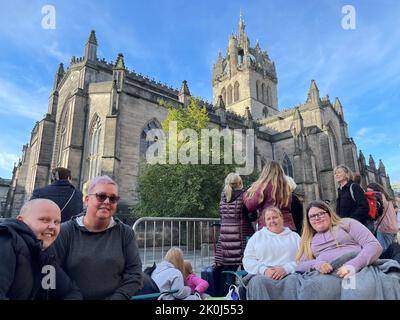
[224,284,240,300]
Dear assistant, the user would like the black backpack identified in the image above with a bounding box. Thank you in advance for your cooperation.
[134,262,160,296]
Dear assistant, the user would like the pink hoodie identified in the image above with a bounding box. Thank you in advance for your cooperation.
[185,273,209,294]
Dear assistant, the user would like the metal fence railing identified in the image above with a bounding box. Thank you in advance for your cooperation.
[133,217,220,273]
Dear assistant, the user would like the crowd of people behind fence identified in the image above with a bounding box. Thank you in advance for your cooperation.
[0,163,399,300]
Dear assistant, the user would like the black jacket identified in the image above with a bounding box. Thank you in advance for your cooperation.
[291,193,304,234]
[336,180,370,225]
[31,180,83,222]
[0,219,82,300]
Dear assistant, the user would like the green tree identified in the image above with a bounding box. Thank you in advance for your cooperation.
[133,97,259,218]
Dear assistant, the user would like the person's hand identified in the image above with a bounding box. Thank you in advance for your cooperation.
[319,262,333,274]
[336,265,354,278]
[264,267,275,278]
[264,267,287,280]
[270,266,287,280]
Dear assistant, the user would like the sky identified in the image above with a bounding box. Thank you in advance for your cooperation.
[0,0,399,184]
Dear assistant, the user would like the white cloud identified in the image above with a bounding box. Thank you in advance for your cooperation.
[354,127,387,146]
[45,41,72,63]
[355,127,370,138]
[0,78,47,120]
[0,152,19,173]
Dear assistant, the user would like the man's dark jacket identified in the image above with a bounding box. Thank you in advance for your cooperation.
[0,218,82,300]
[31,180,83,222]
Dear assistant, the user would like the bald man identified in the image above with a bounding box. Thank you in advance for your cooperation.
[0,199,81,300]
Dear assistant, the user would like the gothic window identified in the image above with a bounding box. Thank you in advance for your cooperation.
[256,81,260,100]
[262,107,268,118]
[140,120,161,161]
[282,154,293,178]
[261,83,266,103]
[57,127,67,167]
[267,86,272,106]
[227,85,233,105]
[234,82,240,102]
[221,87,226,105]
[88,116,102,181]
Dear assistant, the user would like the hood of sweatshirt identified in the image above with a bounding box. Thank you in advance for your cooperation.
[262,226,293,237]
[152,261,177,276]
[68,213,122,233]
[0,218,43,251]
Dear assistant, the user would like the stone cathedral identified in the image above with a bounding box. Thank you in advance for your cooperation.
[4,15,393,217]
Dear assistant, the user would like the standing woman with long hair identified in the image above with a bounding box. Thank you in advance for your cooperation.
[366,182,398,250]
[243,161,295,231]
[215,173,255,269]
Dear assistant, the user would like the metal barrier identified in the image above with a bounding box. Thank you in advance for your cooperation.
[133,217,220,273]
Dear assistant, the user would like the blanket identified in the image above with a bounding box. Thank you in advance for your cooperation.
[245,253,400,300]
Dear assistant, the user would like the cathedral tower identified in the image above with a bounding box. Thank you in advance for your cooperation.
[212,13,278,119]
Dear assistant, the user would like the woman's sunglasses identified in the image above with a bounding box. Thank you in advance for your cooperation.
[89,193,120,204]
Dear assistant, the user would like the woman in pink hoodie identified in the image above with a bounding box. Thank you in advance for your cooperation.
[184,260,209,294]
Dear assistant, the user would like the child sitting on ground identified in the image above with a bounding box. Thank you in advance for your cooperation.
[184,260,209,295]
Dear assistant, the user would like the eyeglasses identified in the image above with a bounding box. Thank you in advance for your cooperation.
[308,211,327,221]
[89,193,120,204]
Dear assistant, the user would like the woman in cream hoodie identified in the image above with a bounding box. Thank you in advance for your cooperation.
[243,206,300,279]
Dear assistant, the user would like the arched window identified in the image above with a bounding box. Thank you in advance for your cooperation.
[234,82,240,102]
[227,85,233,105]
[140,120,161,161]
[282,154,293,178]
[262,107,268,118]
[261,83,265,103]
[221,87,226,105]
[57,127,67,167]
[55,101,70,168]
[88,116,102,181]
[267,86,272,106]
[256,80,260,100]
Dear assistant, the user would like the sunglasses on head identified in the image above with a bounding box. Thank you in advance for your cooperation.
[89,193,120,204]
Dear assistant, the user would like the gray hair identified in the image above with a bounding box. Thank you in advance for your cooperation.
[334,165,353,181]
[87,175,118,194]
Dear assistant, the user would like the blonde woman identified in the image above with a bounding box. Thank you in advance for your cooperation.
[334,165,370,229]
[215,173,255,269]
[244,161,295,231]
[243,206,300,278]
[246,201,400,300]
[151,247,199,300]
[295,200,382,275]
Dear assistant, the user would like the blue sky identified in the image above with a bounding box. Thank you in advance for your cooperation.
[0,0,399,184]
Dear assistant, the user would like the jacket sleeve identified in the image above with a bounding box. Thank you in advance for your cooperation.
[191,274,209,294]
[170,274,192,300]
[41,247,82,300]
[342,219,382,272]
[350,184,370,222]
[0,234,16,300]
[294,256,327,273]
[106,228,143,300]
[243,234,269,275]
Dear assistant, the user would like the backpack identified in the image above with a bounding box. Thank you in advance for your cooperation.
[349,183,384,220]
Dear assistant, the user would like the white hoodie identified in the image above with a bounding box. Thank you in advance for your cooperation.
[243,227,300,275]
[151,261,192,300]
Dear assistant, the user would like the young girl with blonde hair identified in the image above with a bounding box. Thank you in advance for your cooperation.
[151,247,199,300]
